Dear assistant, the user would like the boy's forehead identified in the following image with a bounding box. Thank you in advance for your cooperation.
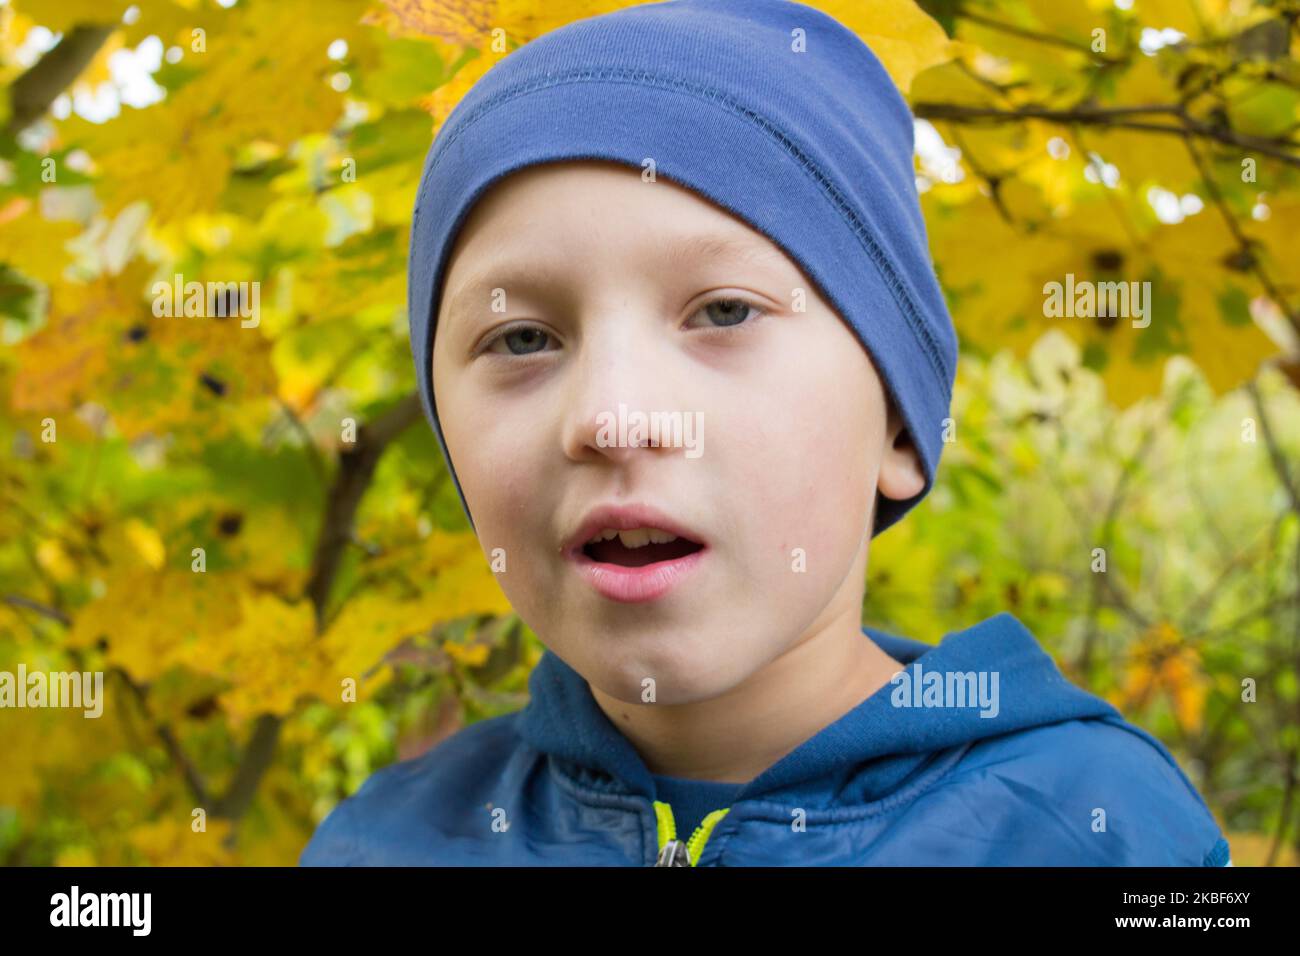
[444,160,791,278]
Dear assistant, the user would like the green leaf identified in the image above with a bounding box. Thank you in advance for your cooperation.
[1216,284,1252,327]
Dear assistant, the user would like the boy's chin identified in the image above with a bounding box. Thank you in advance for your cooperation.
[583,644,759,707]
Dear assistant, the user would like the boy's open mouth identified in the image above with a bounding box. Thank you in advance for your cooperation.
[564,505,708,602]
[581,528,705,567]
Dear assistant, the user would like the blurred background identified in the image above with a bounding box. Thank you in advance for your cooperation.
[1,0,1297,866]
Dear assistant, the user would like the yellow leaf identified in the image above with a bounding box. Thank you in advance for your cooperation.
[55,846,97,866]
[213,591,322,723]
[68,567,244,682]
[925,188,1281,404]
[442,638,491,667]
[319,591,426,692]
[0,705,128,812]
[128,818,238,866]
[35,539,77,582]
[1023,0,1115,42]
[1119,622,1208,732]
[16,0,128,32]
[910,58,999,109]
[418,49,494,129]
[124,518,166,571]
[805,0,958,94]
[0,198,82,285]
[10,274,121,414]
[1131,0,1213,38]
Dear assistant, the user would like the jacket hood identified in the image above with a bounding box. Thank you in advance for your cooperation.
[516,612,1122,807]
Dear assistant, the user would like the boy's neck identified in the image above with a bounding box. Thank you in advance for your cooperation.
[588,610,902,785]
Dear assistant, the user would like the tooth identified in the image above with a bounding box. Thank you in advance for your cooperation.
[617,528,651,548]
[585,526,681,547]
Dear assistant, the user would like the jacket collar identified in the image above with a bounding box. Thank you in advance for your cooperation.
[516,612,1120,804]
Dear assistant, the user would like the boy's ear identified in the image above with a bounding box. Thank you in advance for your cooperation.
[878,398,926,502]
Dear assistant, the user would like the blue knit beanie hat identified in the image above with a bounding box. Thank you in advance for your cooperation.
[408,0,958,536]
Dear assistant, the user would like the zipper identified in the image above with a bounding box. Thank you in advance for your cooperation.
[652,800,730,866]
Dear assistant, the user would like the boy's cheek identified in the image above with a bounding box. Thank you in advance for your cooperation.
[448,406,548,513]
[744,447,871,590]
[452,458,556,597]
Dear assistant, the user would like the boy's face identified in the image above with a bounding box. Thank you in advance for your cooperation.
[432,160,924,705]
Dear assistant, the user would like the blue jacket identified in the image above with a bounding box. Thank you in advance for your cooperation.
[299,613,1231,866]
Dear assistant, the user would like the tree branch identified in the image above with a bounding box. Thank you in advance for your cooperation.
[213,392,424,822]
[305,393,423,625]
[210,713,280,821]
[1247,378,1300,511]
[912,102,1300,170]
[4,24,116,137]
[1243,372,1300,865]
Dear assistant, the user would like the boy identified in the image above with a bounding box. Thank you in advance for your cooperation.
[301,0,1230,866]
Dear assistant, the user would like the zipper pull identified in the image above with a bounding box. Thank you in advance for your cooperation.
[652,801,731,866]
[655,839,691,866]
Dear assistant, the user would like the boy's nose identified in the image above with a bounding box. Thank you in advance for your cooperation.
[558,325,686,466]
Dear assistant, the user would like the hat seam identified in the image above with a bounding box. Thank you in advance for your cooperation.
[417,65,954,393]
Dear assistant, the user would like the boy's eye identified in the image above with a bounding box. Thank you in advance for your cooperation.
[485,324,554,356]
[480,297,763,357]
[685,297,763,331]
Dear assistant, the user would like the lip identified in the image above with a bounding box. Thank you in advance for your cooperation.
[563,502,709,604]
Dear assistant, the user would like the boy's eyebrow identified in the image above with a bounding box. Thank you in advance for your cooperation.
[441,232,786,329]
[441,260,555,331]
[660,231,789,271]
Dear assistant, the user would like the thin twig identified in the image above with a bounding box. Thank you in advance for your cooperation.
[1183,135,1300,338]
[117,669,211,807]
[274,397,327,484]
[913,102,1300,170]
[1246,379,1300,510]
[2,593,71,626]
[960,11,1126,64]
